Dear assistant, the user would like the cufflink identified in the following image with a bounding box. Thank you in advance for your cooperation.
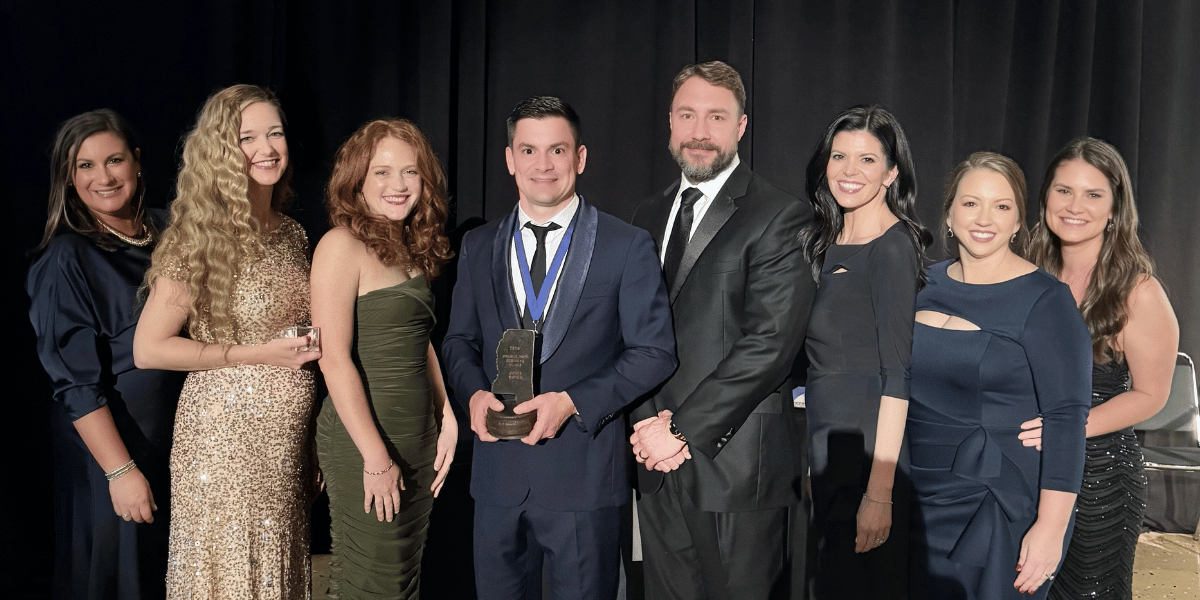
[669,420,688,443]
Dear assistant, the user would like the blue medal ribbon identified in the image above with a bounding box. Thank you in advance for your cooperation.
[514,224,574,326]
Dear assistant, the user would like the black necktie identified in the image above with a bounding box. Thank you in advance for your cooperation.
[663,187,703,288]
[525,222,561,292]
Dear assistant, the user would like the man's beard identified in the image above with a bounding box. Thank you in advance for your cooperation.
[670,141,736,183]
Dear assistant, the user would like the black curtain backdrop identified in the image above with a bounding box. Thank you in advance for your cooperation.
[4,1,1197,597]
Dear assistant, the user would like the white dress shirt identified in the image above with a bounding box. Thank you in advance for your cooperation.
[510,195,579,320]
[659,155,741,264]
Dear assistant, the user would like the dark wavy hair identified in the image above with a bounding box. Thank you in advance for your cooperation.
[941,151,1029,257]
[799,105,931,284]
[326,118,452,278]
[38,109,155,252]
[1026,137,1155,362]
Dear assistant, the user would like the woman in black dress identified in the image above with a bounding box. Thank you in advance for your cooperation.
[800,105,931,599]
[1022,138,1178,600]
[27,109,185,600]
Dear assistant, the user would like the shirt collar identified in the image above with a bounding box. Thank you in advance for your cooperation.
[518,194,579,229]
[678,154,740,201]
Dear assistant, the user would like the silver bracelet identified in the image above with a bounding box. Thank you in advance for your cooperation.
[863,493,893,505]
[364,460,394,476]
[105,459,137,481]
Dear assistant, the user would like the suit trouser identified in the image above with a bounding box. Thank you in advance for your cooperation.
[473,497,621,600]
[637,473,790,600]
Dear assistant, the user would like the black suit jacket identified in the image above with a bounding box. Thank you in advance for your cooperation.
[443,198,677,511]
[631,161,816,512]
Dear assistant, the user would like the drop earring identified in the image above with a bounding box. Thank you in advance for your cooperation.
[947,226,954,238]
[1106,219,1113,231]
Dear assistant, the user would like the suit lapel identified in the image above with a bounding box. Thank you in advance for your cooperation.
[668,162,750,301]
[539,197,597,363]
[641,181,679,252]
[491,208,521,332]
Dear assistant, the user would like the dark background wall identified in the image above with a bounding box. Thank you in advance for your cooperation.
[5,1,1197,597]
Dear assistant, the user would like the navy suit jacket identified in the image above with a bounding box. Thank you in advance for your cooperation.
[442,198,677,511]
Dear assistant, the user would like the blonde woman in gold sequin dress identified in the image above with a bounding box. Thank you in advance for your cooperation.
[311,120,456,599]
[134,85,320,600]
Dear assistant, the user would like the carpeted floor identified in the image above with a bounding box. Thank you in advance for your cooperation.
[311,532,1200,599]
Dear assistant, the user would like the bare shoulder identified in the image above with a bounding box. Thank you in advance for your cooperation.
[1129,274,1169,307]
[314,226,367,258]
[1128,274,1174,318]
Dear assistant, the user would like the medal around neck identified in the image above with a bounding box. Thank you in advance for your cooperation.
[486,328,538,439]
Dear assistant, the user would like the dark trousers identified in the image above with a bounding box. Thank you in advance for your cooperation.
[473,498,621,600]
[637,474,790,600]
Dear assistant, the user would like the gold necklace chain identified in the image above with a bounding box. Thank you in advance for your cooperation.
[99,219,153,247]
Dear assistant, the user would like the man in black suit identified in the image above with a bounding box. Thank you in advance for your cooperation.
[442,97,676,600]
[630,61,816,600]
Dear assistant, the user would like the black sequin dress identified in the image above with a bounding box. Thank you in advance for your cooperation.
[1049,360,1146,600]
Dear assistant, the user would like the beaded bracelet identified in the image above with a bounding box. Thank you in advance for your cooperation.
[105,459,137,481]
[364,460,395,476]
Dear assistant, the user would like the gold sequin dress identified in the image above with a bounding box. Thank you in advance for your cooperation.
[160,217,317,600]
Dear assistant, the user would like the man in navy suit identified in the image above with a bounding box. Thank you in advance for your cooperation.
[442,96,677,600]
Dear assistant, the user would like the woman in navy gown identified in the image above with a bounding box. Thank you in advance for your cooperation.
[1021,138,1178,600]
[800,105,931,599]
[28,109,185,600]
[908,152,1091,599]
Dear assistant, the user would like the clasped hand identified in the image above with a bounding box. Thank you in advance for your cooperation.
[631,410,689,472]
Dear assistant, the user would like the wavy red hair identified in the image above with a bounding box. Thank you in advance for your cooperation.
[326,119,451,277]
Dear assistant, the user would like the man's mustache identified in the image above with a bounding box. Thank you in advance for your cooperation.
[679,141,720,151]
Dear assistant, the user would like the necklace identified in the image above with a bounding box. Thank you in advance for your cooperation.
[99,219,153,247]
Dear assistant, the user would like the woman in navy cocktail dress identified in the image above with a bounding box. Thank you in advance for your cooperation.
[908,152,1090,599]
[28,109,184,600]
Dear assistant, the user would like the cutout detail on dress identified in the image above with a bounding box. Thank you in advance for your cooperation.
[915,310,981,331]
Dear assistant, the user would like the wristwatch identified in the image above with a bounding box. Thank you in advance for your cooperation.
[668,420,687,443]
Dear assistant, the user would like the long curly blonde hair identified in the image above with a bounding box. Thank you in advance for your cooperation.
[327,118,452,277]
[148,84,295,343]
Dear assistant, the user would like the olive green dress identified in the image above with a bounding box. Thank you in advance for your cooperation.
[316,275,438,599]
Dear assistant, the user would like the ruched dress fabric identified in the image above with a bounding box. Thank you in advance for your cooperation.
[908,261,1091,600]
[28,215,186,600]
[804,223,920,599]
[316,275,438,600]
[1049,360,1146,600]
[159,217,317,600]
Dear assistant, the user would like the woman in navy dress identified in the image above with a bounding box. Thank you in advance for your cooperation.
[1021,138,1178,600]
[800,105,931,599]
[28,109,185,600]
[908,152,1091,599]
